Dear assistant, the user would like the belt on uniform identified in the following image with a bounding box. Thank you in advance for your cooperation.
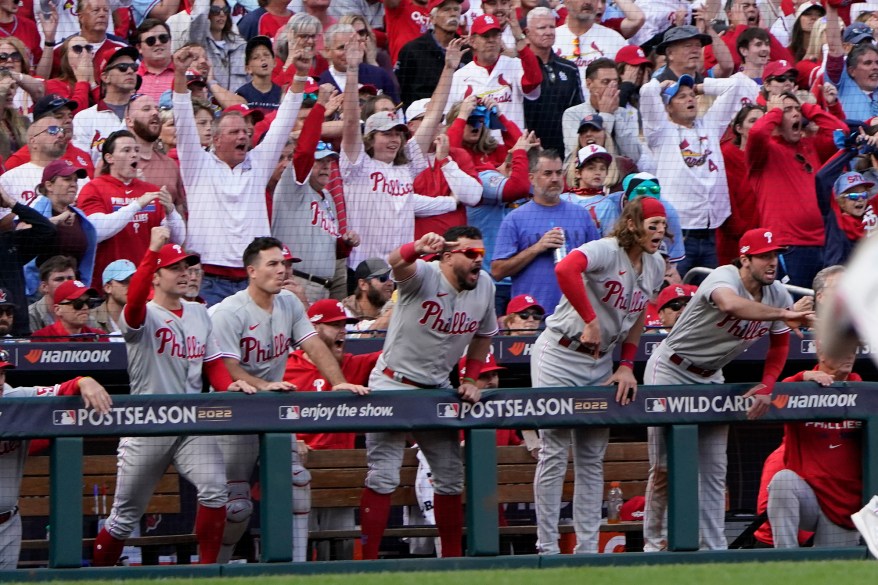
[558,335,607,357]
[292,270,331,289]
[0,507,18,525]
[382,367,440,389]
[669,353,717,378]
[681,228,714,239]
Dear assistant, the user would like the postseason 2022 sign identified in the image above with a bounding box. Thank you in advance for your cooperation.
[0,383,873,439]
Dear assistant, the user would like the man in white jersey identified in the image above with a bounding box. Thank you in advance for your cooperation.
[93,227,256,567]
[643,228,813,551]
[359,225,499,560]
[0,354,112,569]
[209,236,368,563]
[532,197,667,555]
[553,0,626,95]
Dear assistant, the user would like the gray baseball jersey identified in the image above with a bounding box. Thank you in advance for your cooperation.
[372,260,498,388]
[545,238,665,352]
[210,289,316,382]
[120,300,222,395]
[271,169,341,280]
[662,264,793,370]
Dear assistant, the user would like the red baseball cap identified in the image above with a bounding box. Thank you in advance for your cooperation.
[738,228,788,256]
[763,59,797,81]
[280,243,302,264]
[0,348,14,370]
[224,103,265,123]
[615,45,650,66]
[458,353,505,378]
[620,495,645,521]
[426,0,461,11]
[506,294,545,315]
[656,284,697,311]
[40,159,87,186]
[53,279,98,305]
[156,243,200,271]
[307,299,358,324]
[471,14,502,35]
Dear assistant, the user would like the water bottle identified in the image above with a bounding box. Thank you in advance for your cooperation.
[552,227,567,264]
[607,481,623,524]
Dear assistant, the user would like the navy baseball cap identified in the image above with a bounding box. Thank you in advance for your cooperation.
[844,23,873,44]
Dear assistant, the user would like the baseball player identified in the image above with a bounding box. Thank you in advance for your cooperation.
[0,354,112,569]
[209,238,369,563]
[532,197,667,555]
[643,228,813,551]
[92,227,255,567]
[284,298,381,560]
[359,225,498,560]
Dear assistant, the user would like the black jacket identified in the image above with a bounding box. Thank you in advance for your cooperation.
[0,203,57,337]
[395,32,471,109]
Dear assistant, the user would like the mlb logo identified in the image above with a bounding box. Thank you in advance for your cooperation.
[53,410,77,425]
[279,406,300,420]
[437,403,460,418]
[644,341,661,355]
[801,339,817,354]
[645,398,667,413]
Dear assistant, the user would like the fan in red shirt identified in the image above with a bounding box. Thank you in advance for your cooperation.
[31,279,107,339]
[76,129,186,287]
[384,0,432,64]
[763,344,863,548]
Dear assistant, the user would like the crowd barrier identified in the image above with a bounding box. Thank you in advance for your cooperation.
[1,381,876,573]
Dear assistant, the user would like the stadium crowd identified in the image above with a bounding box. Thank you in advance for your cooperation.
[0,0,875,564]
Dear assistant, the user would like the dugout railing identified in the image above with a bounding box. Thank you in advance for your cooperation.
[0,382,875,576]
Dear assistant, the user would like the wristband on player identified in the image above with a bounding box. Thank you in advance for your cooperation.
[618,360,634,370]
[620,342,637,364]
[400,241,420,264]
[463,357,484,382]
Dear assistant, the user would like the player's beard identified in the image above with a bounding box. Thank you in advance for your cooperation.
[454,263,480,291]
[132,118,161,144]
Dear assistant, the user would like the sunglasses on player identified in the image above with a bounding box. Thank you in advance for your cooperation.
[449,247,485,260]
[209,4,231,14]
[33,125,65,138]
[0,52,23,63]
[69,44,95,55]
[632,184,661,196]
[106,61,138,73]
[843,192,870,201]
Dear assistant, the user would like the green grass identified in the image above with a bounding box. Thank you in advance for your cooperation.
[3,561,877,585]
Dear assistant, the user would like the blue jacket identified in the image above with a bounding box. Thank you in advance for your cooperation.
[24,197,97,296]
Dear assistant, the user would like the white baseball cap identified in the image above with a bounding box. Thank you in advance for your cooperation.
[405,98,432,123]
[364,111,409,136]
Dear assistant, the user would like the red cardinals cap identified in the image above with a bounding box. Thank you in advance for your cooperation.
[615,45,650,66]
[0,348,14,370]
[640,197,667,220]
[280,243,302,263]
[458,352,505,378]
[738,228,788,256]
[53,279,98,305]
[426,0,461,11]
[656,284,697,311]
[471,14,502,35]
[620,495,645,521]
[307,299,358,324]
[506,294,545,315]
[156,243,200,271]
[224,103,266,123]
[0,287,15,308]
[763,60,796,81]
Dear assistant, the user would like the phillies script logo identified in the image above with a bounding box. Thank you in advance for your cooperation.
[240,334,291,364]
[715,314,769,341]
[601,281,648,314]
[369,172,413,197]
[155,328,207,359]
[309,201,341,237]
[419,301,479,334]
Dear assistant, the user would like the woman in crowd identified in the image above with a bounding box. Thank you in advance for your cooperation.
[274,14,328,86]
[0,37,44,120]
[360,93,397,121]
[338,13,392,74]
[788,2,825,62]
[187,0,248,93]
[43,36,96,115]
[717,103,764,265]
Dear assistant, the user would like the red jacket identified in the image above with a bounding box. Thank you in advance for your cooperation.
[703,24,793,72]
[4,142,95,177]
[781,368,863,529]
[284,349,381,450]
[717,140,760,264]
[31,320,107,340]
[746,102,843,246]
